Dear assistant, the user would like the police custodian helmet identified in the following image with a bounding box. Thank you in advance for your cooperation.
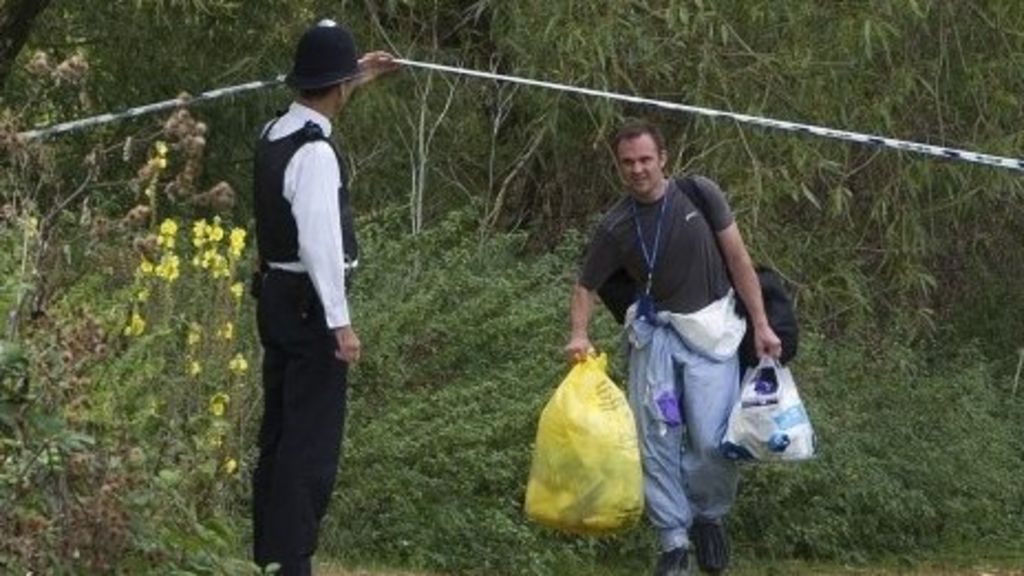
[285,19,361,90]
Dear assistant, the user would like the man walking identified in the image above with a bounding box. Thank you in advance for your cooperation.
[250,20,397,575]
[565,120,781,576]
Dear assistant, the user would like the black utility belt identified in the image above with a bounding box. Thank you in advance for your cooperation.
[251,264,355,300]
[265,266,308,276]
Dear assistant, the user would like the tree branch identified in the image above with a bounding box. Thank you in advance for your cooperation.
[0,0,53,88]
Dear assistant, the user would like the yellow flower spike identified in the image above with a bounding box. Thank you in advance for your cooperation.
[192,219,209,248]
[209,392,230,417]
[155,157,168,170]
[156,263,168,280]
[189,360,202,377]
[228,353,248,376]
[155,254,181,283]
[186,323,202,347]
[218,322,234,341]
[199,249,215,269]
[213,261,230,279]
[209,224,224,243]
[221,458,238,476]
[132,312,145,335]
[230,282,244,300]
[24,216,39,238]
[228,228,246,258]
[157,235,176,250]
[124,312,146,337]
[202,251,230,278]
[139,259,154,275]
[155,140,169,157]
[159,218,178,238]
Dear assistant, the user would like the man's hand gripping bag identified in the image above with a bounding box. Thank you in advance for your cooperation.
[720,358,816,462]
[524,354,643,535]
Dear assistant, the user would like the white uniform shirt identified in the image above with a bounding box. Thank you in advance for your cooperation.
[264,102,350,329]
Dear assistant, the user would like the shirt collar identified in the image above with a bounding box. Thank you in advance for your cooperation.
[289,102,332,138]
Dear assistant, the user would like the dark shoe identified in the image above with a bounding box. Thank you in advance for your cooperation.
[653,546,690,576]
[691,519,730,574]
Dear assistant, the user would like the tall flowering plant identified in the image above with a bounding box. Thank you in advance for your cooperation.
[121,137,255,499]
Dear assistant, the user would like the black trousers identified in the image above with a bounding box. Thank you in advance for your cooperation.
[252,270,348,576]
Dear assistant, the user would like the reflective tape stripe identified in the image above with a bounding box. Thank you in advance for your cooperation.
[17,59,1024,174]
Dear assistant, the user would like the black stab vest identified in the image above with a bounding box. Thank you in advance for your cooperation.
[253,119,358,270]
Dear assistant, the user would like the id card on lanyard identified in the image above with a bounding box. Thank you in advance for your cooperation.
[632,187,671,322]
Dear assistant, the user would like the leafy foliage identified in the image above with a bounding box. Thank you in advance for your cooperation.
[0,0,1023,573]
[316,213,1024,574]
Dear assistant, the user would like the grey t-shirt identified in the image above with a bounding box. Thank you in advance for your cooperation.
[579,175,734,314]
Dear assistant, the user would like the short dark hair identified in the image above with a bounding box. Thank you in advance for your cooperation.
[612,119,666,154]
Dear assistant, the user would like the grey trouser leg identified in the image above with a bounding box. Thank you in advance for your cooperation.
[628,341,740,552]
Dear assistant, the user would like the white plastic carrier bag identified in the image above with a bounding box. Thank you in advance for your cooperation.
[720,358,816,462]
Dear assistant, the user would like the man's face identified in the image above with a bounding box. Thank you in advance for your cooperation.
[615,134,667,201]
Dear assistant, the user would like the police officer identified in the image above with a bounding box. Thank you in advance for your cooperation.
[250,20,397,575]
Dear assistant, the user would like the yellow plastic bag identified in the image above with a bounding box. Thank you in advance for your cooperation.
[524,354,643,535]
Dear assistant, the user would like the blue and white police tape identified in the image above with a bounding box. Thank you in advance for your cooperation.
[17,75,286,141]
[17,58,1024,174]
[395,59,1024,173]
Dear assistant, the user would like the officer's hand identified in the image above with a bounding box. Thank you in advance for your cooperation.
[564,335,594,365]
[334,325,361,363]
[358,51,400,81]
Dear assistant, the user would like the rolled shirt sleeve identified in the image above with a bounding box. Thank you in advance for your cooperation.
[284,140,350,329]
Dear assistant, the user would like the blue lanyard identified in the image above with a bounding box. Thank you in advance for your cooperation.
[631,190,669,296]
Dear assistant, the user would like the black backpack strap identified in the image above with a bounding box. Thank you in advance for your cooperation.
[675,175,799,367]
[676,175,726,270]
[675,175,709,221]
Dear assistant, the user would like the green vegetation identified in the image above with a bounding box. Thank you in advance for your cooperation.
[323,217,1024,574]
[2,0,1023,574]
